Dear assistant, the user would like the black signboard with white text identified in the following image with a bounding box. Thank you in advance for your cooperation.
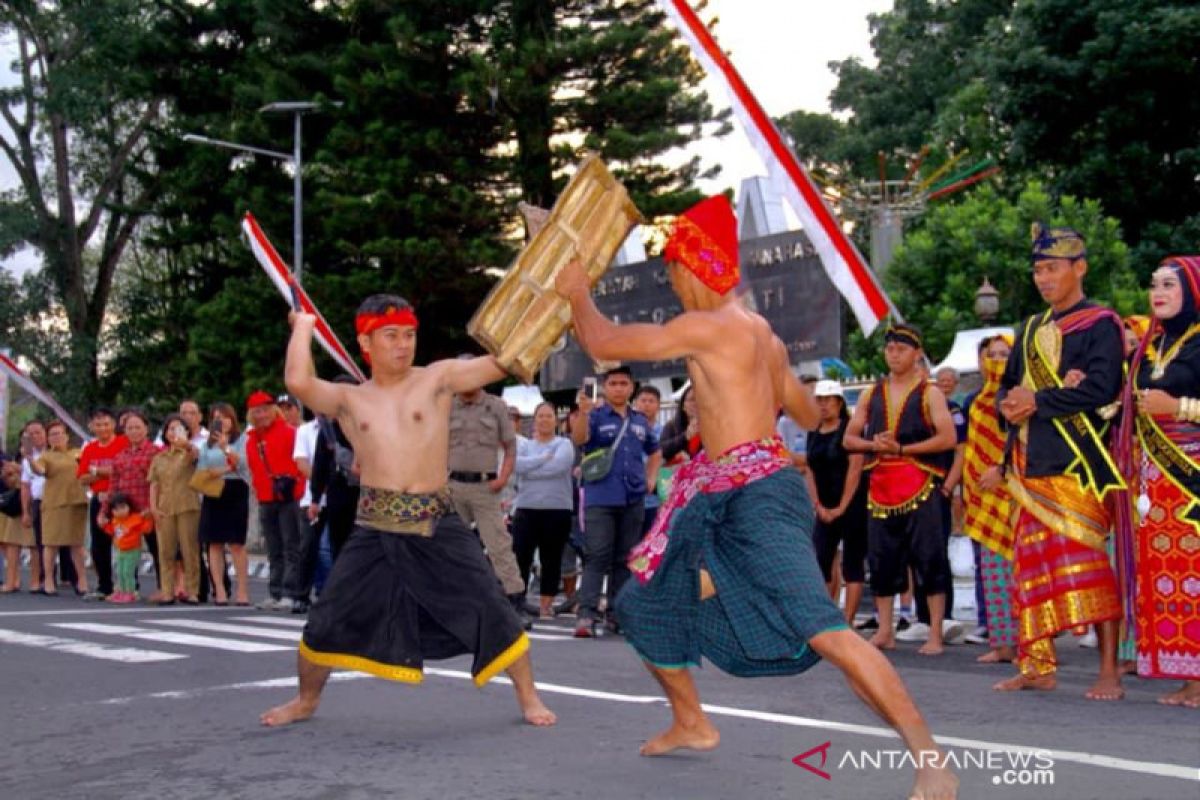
[539,229,842,391]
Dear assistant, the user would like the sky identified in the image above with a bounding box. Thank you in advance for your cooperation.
[690,0,888,195]
[0,1,890,277]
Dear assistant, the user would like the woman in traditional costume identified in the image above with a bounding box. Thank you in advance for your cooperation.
[962,334,1016,663]
[1118,256,1200,707]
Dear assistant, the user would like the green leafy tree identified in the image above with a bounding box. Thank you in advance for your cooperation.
[108,0,360,403]
[114,0,730,408]
[487,0,728,217]
[828,0,1013,176]
[775,110,852,187]
[0,0,176,411]
[851,180,1134,374]
[981,0,1200,251]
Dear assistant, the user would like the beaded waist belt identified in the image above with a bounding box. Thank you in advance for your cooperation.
[356,486,451,536]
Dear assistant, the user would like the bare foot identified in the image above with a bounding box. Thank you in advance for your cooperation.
[910,764,959,799]
[639,719,721,756]
[260,696,318,727]
[1118,660,1137,676]
[976,649,1013,664]
[993,673,1056,692]
[1085,675,1124,701]
[521,697,557,727]
[917,640,944,656]
[869,632,895,650]
[1158,681,1200,707]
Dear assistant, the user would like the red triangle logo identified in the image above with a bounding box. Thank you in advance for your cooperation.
[792,741,833,780]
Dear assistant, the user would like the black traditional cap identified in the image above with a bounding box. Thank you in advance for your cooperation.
[1031,222,1086,262]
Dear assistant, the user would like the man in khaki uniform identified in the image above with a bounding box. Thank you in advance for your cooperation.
[447,384,528,627]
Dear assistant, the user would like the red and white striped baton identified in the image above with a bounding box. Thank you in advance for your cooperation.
[241,212,367,383]
[0,353,90,440]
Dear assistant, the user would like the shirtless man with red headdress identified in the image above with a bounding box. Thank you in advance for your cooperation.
[260,294,555,728]
[555,196,956,799]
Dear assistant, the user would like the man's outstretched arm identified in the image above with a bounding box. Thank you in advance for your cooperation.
[285,314,348,417]
[554,258,712,362]
[434,355,508,395]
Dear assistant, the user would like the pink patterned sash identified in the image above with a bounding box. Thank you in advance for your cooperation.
[628,436,791,584]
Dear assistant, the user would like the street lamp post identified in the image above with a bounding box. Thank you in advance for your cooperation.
[183,99,332,285]
[259,101,322,284]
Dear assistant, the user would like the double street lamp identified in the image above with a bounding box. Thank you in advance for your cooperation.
[183,100,332,284]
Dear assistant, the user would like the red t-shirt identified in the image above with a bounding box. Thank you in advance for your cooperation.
[76,434,130,495]
[244,417,304,503]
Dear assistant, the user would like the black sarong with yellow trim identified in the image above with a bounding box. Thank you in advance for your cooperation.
[300,487,528,687]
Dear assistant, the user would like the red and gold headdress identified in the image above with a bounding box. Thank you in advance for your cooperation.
[663,195,740,296]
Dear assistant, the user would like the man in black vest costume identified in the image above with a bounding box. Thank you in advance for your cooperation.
[845,324,958,654]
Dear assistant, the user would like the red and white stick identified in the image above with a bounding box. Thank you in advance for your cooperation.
[656,0,899,334]
[0,353,90,440]
[241,212,367,383]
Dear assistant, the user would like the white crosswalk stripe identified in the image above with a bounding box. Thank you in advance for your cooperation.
[139,619,302,642]
[0,627,185,663]
[228,615,307,628]
[526,631,577,641]
[50,622,290,653]
[227,615,578,641]
[5,611,586,666]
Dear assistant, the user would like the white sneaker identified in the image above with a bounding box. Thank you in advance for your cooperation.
[942,620,967,645]
[1078,629,1098,648]
[256,597,289,611]
[895,622,931,642]
[964,626,989,645]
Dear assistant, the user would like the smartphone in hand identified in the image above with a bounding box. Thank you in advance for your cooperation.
[208,417,224,447]
[582,376,598,404]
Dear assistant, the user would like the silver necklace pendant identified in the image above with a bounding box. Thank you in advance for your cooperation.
[1136,492,1152,518]
[1150,362,1166,380]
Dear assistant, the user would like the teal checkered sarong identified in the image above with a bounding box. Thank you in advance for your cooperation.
[615,467,848,677]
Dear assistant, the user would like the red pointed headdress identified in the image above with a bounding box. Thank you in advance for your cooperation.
[663,195,740,296]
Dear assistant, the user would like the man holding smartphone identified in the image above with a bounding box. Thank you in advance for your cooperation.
[568,366,661,637]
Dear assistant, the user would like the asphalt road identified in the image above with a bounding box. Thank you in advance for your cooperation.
[0,584,1196,800]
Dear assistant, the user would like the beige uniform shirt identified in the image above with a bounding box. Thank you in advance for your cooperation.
[448,393,516,474]
[36,450,87,510]
[148,447,201,515]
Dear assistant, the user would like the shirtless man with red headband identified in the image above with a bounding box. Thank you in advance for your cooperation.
[554,195,956,799]
[260,294,555,728]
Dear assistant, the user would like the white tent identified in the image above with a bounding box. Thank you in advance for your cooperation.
[932,326,1014,375]
[501,385,545,416]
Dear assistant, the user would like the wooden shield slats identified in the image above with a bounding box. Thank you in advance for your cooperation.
[468,155,644,383]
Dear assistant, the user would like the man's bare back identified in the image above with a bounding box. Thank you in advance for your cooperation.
[681,302,811,454]
[553,256,818,449]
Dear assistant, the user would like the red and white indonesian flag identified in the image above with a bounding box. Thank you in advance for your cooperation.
[241,212,367,383]
[0,353,89,441]
[656,0,897,333]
